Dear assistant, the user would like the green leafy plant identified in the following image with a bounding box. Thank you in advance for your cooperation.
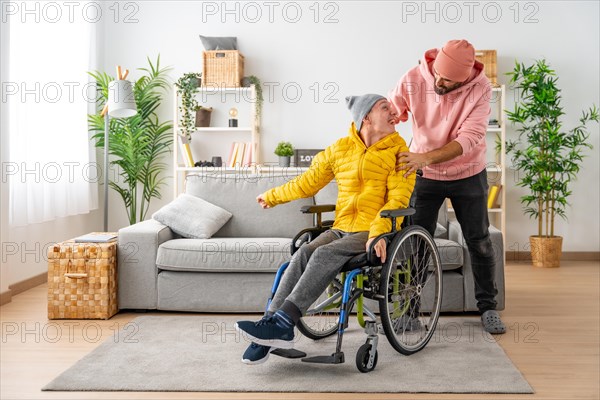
[175,72,202,140]
[274,141,294,157]
[506,59,598,238]
[88,56,173,225]
[243,75,263,116]
[494,133,502,156]
[243,75,263,132]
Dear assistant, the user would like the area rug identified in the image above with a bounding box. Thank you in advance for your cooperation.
[43,315,533,393]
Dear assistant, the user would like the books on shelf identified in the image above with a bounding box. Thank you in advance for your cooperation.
[178,134,195,167]
[487,185,502,208]
[74,232,117,243]
[227,141,253,167]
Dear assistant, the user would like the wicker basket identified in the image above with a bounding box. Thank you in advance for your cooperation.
[202,50,244,87]
[47,236,118,319]
[475,49,497,86]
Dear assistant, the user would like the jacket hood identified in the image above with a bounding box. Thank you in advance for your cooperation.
[348,122,401,150]
[420,48,486,90]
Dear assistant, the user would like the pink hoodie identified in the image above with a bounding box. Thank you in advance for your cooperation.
[388,48,492,181]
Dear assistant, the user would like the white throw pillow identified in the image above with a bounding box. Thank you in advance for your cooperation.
[152,194,232,239]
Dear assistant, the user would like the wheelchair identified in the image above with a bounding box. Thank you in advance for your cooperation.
[264,204,443,373]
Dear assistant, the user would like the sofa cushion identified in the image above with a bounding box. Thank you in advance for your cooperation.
[152,194,232,239]
[185,174,314,238]
[434,238,463,271]
[156,238,292,273]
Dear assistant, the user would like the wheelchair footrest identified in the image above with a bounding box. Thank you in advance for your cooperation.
[301,352,345,364]
[271,348,307,359]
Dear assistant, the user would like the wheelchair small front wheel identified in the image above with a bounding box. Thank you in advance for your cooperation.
[379,225,443,355]
[356,343,378,373]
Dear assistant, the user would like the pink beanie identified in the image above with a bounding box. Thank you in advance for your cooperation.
[433,39,475,82]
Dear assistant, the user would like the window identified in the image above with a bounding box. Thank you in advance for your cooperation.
[6,3,98,225]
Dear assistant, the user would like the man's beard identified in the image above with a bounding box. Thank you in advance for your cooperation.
[434,82,462,95]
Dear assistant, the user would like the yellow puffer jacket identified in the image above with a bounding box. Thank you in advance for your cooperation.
[264,123,416,238]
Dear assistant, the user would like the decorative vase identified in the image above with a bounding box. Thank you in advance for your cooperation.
[529,236,563,268]
[195,108,212,127]
[278,156,291,167]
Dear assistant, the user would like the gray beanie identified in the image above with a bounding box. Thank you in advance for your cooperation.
[345,94,385,132]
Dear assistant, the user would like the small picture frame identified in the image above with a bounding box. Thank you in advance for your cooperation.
[294,149,322,167]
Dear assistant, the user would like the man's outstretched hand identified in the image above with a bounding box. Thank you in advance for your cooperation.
[366,237,386,263]
[256,193,270,209]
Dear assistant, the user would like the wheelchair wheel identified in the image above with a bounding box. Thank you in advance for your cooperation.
[379,225,442,355]
[297,277,343,340]
[356,343,378,373]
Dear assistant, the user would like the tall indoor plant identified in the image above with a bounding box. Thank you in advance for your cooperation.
[88,56,173,225]
[506,59,598,267]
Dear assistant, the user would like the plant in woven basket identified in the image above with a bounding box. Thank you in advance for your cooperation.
[505,58,598,266]
[175,72,202,140]
[88,55,173,225]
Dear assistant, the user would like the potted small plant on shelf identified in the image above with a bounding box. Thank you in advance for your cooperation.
[195,105,213,127]
[506,59,598,268]
[274,141,294,167]
[175,72,202,140]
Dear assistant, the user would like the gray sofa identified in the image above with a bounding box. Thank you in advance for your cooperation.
[117,173,504,313]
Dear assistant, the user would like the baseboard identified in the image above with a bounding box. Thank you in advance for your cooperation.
[506,251,600,262]
[3,272,48,305]
[0,289,12,306]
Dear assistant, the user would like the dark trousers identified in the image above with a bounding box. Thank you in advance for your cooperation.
[411,169,498,313]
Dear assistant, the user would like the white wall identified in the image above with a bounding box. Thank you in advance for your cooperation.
[1,13,10,293]
[103,0,598,252]
[2,1,598,289]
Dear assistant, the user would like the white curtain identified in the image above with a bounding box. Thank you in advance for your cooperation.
[8,5,98,226]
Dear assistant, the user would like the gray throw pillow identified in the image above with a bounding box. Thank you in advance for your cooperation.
[152,194,232,239]
[199,35,238,50]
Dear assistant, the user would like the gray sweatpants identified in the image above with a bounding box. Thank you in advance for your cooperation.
[268,230,369,315]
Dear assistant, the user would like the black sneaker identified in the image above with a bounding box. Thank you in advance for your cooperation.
[235,314,295,349]
[241,342,272,365]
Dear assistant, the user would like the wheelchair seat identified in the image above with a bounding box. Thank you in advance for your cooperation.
[340,253,370,272]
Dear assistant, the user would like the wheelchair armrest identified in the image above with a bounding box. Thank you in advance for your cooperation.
[300,205,336,214]
[300,205,335,228]
[380,208,415,218]
[380,207,416,233]
[291,227,330,255]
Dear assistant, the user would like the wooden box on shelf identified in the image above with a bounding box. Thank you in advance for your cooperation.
[47,233,118,320]
[202,50,244,87]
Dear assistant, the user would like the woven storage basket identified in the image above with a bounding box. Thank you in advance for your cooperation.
[475,49,497,85]
[47,236,117,319]
[202,50,244,87]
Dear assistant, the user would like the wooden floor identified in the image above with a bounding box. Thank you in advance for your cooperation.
[1,261,598,400]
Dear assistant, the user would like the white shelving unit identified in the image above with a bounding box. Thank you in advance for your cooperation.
[172,85,259,198]
[448,85,506,239]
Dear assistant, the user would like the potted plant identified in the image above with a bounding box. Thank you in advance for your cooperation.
[195,105,213,127]
[175,72,202,140]
[274,141,294,167]
[88,55,173,225]
[242,75,263,133]
[506,59,598,267]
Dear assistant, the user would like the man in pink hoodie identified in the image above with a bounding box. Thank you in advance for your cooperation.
[388,39,505,334]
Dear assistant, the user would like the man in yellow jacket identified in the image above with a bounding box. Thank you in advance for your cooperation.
[236,94,416,364]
